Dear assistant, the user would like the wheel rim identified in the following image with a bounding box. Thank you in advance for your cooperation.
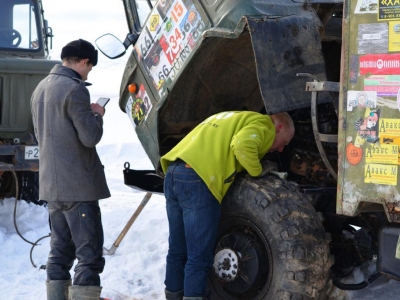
[209,216,273,299]
[213,248,240,282]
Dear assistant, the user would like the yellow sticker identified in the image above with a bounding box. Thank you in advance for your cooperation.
[365,144,399,164]
[354,134,366,147]
[149,14,160,32]
[389,22,400,52]
[380,136,400,164]
[364,163,398,185]
[379,118,400,136]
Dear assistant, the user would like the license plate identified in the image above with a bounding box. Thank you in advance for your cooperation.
[25,146,39,160]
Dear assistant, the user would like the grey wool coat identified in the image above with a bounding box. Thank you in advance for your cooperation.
[31,64,111,201]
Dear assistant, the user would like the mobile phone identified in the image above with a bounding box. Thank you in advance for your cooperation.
[97,97,110,107]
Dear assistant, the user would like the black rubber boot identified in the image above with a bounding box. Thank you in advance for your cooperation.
[183,291,210,300]
[165,289,184,300]
[68,285,102,300]
[46,279,71,300]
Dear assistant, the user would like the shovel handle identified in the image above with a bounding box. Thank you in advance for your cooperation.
[112,192,152,248]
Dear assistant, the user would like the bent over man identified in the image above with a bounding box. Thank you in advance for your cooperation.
[31,39,110,300]
[160,110,295,300]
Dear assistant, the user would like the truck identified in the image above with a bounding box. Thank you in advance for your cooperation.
[96,0,400,298]
[0,0,58,205]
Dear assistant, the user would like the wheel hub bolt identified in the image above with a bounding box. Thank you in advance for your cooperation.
[213,248,239,282]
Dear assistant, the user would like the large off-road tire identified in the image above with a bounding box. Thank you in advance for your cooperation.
[209,173,332,300]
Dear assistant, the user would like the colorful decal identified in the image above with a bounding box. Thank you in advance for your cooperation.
[135,27,156,62]
[132,98,147,126]
[157,0,174,20]
[378,0,400,20]
[380,136,400,164]
[346,142,363,165]
[144,39,163,71]
[133,0,206,96]
[365,144,399,164]
[126,84,153,127]
[389,21,400,52]
[354,108,380,144]
[357,23,388,54]
[364,75,400,97]
[126,97,136,129]
[149,14,161,32]
[354,0,378,14]
[347,91,377,111]
[364,163,398,185]
[359,53,400,75]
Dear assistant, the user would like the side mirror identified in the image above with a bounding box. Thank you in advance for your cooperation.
[95,34,126,59]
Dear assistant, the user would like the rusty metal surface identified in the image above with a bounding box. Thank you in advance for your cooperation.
[337,0,400,222]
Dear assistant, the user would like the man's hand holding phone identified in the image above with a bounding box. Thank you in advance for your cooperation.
[97,97,110,107]
[91,97,110,117]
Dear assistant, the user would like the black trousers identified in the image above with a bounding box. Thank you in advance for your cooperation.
[46,201,105,286]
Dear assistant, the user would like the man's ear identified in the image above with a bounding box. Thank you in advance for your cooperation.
[276,123,283,133]
[81,58,89,65]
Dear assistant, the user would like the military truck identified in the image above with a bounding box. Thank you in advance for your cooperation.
[97,0,400,298]
[0,0,58,204]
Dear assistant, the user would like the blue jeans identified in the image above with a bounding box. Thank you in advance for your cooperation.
[164,160,221,297]
[46,201,105,286]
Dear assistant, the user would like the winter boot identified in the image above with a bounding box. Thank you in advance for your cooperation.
[69,285,102,300]
[46,279,71,300]
[183,293,210,300]
[165,289,184,300]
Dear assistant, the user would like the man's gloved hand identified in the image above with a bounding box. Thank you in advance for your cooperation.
[259,160,278,177]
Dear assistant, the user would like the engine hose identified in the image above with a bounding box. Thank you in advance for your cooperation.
[7,168,51,268]
[11,169,36,246]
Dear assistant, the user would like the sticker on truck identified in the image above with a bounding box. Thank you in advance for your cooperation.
[134,0,206,96]
[126,84,153,127]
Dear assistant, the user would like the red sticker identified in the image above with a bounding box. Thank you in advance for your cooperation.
[359,54,400,75]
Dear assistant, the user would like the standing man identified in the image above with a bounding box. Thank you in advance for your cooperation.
[160,110,295,300]
[31,39,111,300]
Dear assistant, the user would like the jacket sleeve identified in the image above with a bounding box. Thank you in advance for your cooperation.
[66,85,103,148]
[230,121,275,176]
[30,92,39,142]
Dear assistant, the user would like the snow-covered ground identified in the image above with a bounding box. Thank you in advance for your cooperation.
[0,0,400,299]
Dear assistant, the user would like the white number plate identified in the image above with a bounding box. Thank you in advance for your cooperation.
[25,146,39,160]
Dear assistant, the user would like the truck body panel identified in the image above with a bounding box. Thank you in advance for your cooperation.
[337,0,400,223]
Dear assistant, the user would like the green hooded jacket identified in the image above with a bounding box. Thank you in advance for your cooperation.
[160,111,276,203]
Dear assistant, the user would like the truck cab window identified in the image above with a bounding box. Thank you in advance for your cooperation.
[0,1,39,50]
[136,0,156,28]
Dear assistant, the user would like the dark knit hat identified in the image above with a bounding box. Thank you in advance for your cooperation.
[61,39,98,66]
